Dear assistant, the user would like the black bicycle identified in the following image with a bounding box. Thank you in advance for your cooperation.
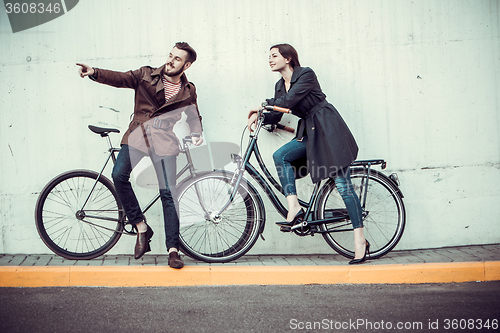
[176,105,406,263]
[34,125,203,260]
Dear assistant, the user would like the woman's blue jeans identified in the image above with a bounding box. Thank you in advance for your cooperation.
[273,137,364,229]
[112,144,180,250]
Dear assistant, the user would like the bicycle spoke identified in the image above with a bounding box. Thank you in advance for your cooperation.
[177,172,262,262]
[318,169,405,259]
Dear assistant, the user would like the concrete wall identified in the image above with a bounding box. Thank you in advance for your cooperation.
[1,0,499,256]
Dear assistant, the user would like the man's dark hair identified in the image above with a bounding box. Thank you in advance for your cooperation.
[175,42,197,64]
[270,43,300,68]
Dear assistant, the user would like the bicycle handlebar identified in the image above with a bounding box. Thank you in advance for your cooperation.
[264,105,291,113]
[255,103,295,134]
[276,123,295,133]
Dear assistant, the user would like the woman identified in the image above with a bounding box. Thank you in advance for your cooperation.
[248,44,369,264]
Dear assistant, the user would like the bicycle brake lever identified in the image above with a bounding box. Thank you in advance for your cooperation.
[263,124,275,132]
[273,132,284,140]
[263,125,285,139]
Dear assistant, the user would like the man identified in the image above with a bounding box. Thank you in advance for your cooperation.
[77,42,203,268]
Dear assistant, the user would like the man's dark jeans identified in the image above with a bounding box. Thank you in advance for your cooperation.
[112,144,180,250]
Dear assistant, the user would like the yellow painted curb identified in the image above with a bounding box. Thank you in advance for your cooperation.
[0,262,499,287]
[485,261,500,281]
[348,262,486,284]
[70,266,210,287]
[0,267,70,287]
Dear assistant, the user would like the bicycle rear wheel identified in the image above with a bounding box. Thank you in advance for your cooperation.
[316,168,405,259]
[35,170,124,260]
[177,171,264,263]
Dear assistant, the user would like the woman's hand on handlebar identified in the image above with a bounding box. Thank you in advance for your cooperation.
[247,109,259,132]
[247,103,291,132]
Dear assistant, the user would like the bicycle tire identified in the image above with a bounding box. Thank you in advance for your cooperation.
[316,168,406,259]
[35,170,124,260]
[177,171,264,263]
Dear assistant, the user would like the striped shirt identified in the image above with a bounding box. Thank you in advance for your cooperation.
[162,77,182,102]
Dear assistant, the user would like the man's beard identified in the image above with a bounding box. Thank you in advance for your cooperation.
[165,64,183,77]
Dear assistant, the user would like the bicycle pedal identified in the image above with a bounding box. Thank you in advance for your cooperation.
[276,221,291,226]
[279,226,291,232]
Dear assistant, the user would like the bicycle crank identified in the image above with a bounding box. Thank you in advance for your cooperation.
[291,221,312,236]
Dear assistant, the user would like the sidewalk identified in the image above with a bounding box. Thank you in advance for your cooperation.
[1,244,499,287]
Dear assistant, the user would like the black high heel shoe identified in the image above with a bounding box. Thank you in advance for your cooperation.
[134,223,154,260]
[276,209,305,232]
[349,240,370,265]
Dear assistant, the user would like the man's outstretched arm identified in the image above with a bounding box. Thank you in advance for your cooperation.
[76,63,140,89]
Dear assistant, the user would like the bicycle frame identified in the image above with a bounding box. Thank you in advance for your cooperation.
[80,133,198,231]
[216,109,386,234]
[140,138,199,214]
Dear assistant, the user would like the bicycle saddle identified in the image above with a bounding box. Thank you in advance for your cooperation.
[88,125,120,137]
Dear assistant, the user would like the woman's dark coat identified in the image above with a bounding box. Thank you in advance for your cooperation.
[265,66,358,183]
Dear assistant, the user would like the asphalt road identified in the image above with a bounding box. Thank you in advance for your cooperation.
[1,282,499,332]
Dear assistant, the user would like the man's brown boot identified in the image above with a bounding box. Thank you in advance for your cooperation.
[168,251,184,269]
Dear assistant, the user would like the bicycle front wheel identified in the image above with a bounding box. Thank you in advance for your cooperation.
[35,170,124,260]
[177,171,264,263]
[316,168,406,259]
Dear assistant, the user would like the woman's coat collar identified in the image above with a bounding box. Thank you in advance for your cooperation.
[276,66,305,92]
